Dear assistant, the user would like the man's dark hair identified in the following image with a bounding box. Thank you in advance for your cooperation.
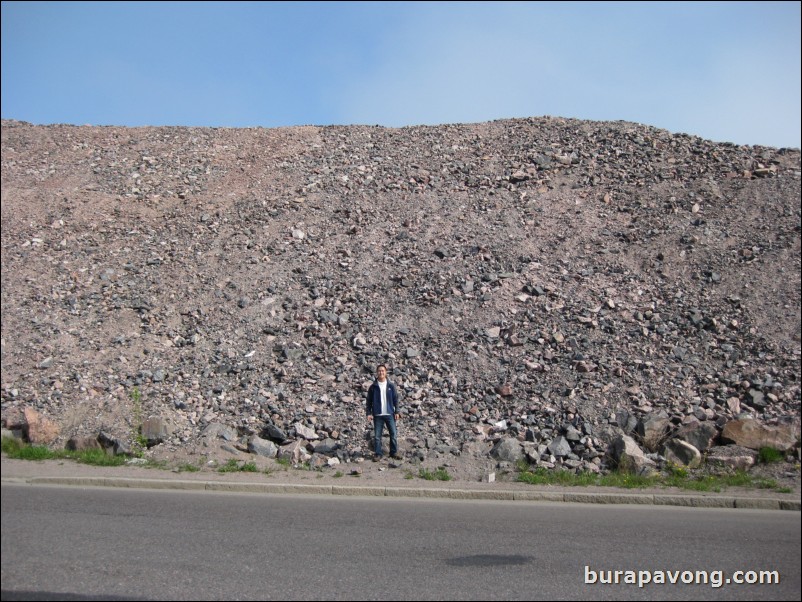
[376,364,388,372]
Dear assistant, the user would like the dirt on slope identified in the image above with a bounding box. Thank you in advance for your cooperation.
[2,117,800,485]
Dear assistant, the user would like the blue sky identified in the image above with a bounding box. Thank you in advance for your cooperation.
[2,1,800,148]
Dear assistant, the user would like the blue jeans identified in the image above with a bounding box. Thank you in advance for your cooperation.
[373,414,398,457]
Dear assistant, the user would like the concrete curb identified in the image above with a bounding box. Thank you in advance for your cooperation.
[3,476,799,511]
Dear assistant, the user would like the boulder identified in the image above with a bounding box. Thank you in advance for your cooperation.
[609,434,656,475]
[262,423,288,443]
[720,419,798,452]
[278,440,311,464]
[23,407,60,444]
[675,420,718,452]
[202,422,238,442]
[705,444,757,472]
[490,437,524,463]
[141,417,170,446]
[248,436,278,458]
[294,422,319,440]
[662,438,701,468]
[636,414,671,452]
[547,436,572,458]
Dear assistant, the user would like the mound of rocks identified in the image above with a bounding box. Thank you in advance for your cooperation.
[1,117,800,479]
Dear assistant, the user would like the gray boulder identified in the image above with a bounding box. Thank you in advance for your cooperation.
[248,436,278,458]
[662,438,701,468]
[675,420,718,452]
[547,436,572,458]
[636,414,671,452]
[610,434,656,475]
[278,440,311,464]
[490,437,524,463]
[202,422,238,442]
[262,423,288,443]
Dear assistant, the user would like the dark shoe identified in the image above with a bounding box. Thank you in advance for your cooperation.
[390,454,403,460]
[372,454,383,462]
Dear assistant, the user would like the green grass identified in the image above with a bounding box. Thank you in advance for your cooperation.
[216,459,263,473]
[2,436,128,466]
[217,459,255,473]
[419,467,452,481]
[176,462,201,473]
[73,448,130,467]
[130,386,147,457]
[217,459,240,472]
[2,437,53,460]
[517,463,787,493]
[758,447,785,464]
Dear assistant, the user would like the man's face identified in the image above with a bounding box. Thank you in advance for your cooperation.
[376,366,387,381]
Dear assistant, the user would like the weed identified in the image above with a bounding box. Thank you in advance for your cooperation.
[333,471,344,478]
[176,463,201,473]
[518,467,610,487]
[2,436,129,466]
[419,467,452,481]
[516,467,551,485]
[1,436,21,455]
[436,467,452,481]
[215,458,263,473]
[758,447,784,464]
[664,462,689,479]
[218,459,243,473]
[516,463,790,493]
[130,387,147,457]
[2,437,54,460]
[74,449,128,467]
[718,470,755,488]
[597,472,657,489]
[515,458,531,473]
[139,458,168,470]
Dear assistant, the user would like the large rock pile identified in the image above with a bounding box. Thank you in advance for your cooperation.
[1,117,800,477]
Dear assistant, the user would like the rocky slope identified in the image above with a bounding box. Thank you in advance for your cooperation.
[1,117,800,479]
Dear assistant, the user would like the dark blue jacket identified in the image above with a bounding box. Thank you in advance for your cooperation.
[366,380,400,417]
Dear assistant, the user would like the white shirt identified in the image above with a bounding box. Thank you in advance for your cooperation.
[378,380,389,415]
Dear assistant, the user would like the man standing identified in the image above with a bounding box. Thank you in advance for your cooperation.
[366,364,401,460]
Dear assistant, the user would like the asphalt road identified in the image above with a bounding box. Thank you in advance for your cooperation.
[1,484,799,600]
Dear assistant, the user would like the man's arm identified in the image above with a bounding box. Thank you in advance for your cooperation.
[392,383,400,419]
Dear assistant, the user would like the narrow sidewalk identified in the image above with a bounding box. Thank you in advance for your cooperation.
[2,458,799,511]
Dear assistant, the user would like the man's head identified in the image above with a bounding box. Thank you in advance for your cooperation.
[376,364,388,382]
